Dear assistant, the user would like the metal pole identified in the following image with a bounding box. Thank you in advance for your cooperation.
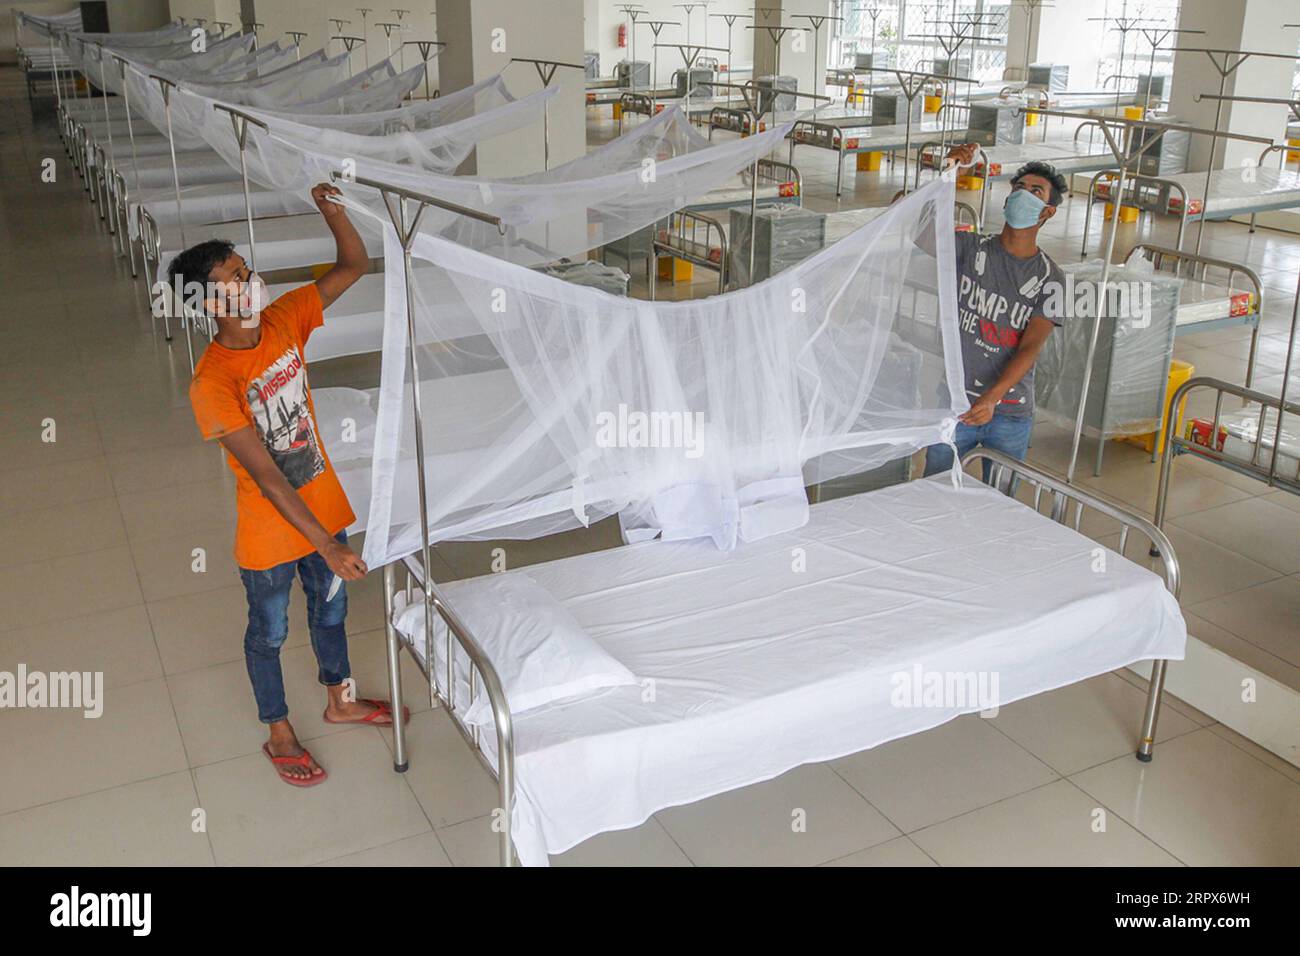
[1194,63,1228,257]
[382,562,408,772]
[214,104,268,275]
[96,44,118,239]
[358,8,372,68]
[1066,123,1130,484]
[394,8,410,71]
[1273,269,1300,487]
[153,74,195,371]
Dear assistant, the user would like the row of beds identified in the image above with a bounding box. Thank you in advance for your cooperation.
[55,63,1300,866]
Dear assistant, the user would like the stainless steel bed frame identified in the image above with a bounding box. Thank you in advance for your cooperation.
[1124,243,1265,386]
[1154,379,1300,538]
[380,450,1183,866]
[1082,144,1285,256]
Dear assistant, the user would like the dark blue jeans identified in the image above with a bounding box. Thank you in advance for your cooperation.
[239,530,351,724]
[924,413,1034,485]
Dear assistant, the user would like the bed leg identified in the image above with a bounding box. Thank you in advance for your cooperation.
[1135,659,1168,762]
[382,563,409,773]
[1243,324,1261,390]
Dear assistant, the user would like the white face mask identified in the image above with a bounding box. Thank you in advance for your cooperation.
[237,271,270,317]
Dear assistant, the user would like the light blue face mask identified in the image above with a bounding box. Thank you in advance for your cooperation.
[1004,187,1047,229]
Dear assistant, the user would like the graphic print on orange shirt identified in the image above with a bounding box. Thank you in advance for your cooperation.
[246,345,325,490]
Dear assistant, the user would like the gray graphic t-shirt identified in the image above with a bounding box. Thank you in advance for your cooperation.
[954,232,1065,418]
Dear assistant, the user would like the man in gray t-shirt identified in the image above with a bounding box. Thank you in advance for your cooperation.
[924,147,1068,482]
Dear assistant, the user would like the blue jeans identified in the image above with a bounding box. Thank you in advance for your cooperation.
[239,530,351,724]
[924,413,1034,485]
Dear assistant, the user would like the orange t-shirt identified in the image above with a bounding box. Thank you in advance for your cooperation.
[189,284,355,571]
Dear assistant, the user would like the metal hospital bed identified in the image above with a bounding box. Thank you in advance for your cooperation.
[603,157,803,284]
[914,132,1118,225]
[374,447,1185,866]
[1083,150,1300,253]
[788,116,952,196]
[649,199,981,297]
[287,165,1188,868]
[1124,243,1266,386]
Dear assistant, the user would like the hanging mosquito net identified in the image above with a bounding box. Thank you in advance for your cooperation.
[333,178,965,567]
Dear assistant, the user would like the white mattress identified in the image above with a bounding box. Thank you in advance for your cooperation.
[791,118,945,152]
[128,183,314,240]
[394,475,1187,866]
[1194,406,1300,478]
[1163,167,1300,217]
[974,142,1113,178]
[111,152,241,191]
[1174,279,1257,328]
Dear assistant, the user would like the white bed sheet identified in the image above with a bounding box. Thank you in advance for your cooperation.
[394,475,1187,865]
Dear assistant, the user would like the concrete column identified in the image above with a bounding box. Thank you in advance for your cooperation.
[108,0,172,33]
[752,1,830,101]
[1168,0,1296,171]
[438,0,585,177]
[1004,1,1107,91]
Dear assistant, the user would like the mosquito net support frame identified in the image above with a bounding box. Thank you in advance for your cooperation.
[211,103,270,274]
[332,36,365,77]
[654,42,726,122]
[709,12,752,108]
[93,42,119,239]
[712,80,830,284]
[746,23,809,87]
[337,168,516,867]
[376,22,401,63]
[1136,27,1203,112]
[637,20,677,115]
[792,14,841,120]
[1170,46,1300,257]
[149,72,198,371]
[403,39,445,100]
[287,32,307,62]
[508,57,585,170]
[614,5,645,91]
[112,55,141,279]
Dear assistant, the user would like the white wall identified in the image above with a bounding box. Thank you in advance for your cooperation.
[2,0,80,65]
[1169,0,1296,170]
[1005,0,1109,91]
[168,0,242,32]
[437,0,584,177]
[109,0,171,33]
[752,0,833,100]
[588,0,755,88]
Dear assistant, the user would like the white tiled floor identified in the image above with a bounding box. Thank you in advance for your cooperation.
[1,74,1297,866]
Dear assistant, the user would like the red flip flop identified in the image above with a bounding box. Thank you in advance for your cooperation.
[262,742,328,787]
[323,697,410,727]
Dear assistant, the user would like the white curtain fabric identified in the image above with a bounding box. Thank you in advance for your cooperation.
[348,179,966,567]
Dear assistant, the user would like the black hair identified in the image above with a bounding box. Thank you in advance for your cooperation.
[165,239,237,295]
[1010,161,1068,206]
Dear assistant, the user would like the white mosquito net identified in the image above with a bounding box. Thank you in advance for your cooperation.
[313,107,794,263]
[341,178,965,567]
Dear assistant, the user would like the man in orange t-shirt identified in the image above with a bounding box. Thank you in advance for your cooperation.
[172,183,404,788]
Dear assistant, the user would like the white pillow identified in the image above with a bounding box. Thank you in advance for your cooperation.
[393,572,637,725]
